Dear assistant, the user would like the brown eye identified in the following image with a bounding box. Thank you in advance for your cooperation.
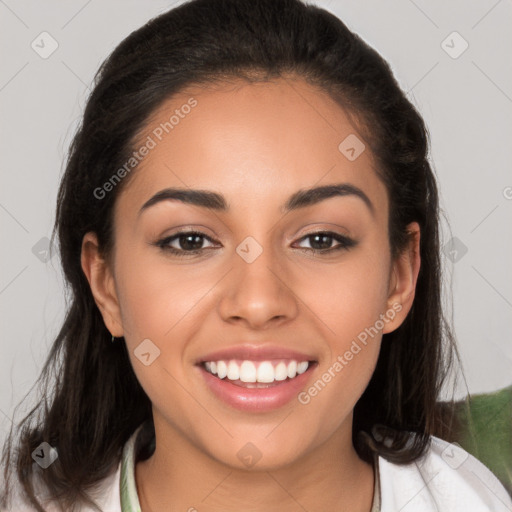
[294,232,357,253]
[156,231,217,257]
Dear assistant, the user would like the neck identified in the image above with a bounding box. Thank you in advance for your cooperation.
[135,416,375,512]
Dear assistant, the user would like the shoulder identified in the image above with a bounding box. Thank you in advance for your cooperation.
[378,435,512,512]
[0,462,122,512]
[1,423,148,512]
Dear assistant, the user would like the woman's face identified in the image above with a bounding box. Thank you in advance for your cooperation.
[84,76,419,470]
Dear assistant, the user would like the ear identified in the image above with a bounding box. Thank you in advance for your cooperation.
[80,232,124,337]
[382,222,421,334]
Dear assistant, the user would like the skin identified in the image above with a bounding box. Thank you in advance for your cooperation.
[81,76,420,512]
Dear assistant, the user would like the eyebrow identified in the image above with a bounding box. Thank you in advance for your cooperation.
[138,183,375,218]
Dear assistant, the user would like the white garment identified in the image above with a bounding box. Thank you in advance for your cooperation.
[3,435,511,511]
[379,436,512,511]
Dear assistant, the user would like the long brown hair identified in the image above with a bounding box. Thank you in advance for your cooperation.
[1,0,461,510]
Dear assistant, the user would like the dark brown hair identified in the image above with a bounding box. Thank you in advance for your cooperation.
[1,0,460,510]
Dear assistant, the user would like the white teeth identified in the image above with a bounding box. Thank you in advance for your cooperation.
[274,362,288,381]
[203,359,311,383]
[239,361,257,382]
[257,361,275,383]
[216,360,227,379]
[297,361,309,374]
[227,360,239,380]
[287,360,297,378]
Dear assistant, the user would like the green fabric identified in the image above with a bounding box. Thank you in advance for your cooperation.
[453,384,512,495]
[120,423,143,512]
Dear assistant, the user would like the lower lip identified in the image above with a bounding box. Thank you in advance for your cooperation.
[198,363,316,412]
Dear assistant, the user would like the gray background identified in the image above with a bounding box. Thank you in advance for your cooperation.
[1,0,511,450]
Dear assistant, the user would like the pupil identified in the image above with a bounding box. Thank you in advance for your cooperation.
[181,234,203,250]
[311,234,331,250]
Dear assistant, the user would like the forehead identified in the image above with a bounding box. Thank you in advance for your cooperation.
[118,76,388,220]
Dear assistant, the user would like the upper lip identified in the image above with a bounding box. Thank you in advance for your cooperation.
[196,345,317,364]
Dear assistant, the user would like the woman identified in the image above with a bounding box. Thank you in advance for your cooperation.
[2,0,511,510]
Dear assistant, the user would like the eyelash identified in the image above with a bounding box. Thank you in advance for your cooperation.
[154,229,357,258]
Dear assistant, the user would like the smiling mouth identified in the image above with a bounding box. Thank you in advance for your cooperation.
[201,359,316,388]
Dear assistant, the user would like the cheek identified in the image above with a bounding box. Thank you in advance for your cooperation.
[296,340,380,448]
[295,260,387,437]
[113,245,217,400]
[292,244,389,412]
[295,247,391,345]
[113,249,207,414]
[114,243,209,341]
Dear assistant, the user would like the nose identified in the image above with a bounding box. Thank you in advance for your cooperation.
[218,241,299,330]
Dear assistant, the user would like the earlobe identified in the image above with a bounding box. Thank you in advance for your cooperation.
[382,222,421,334]
[80,232,124,337]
